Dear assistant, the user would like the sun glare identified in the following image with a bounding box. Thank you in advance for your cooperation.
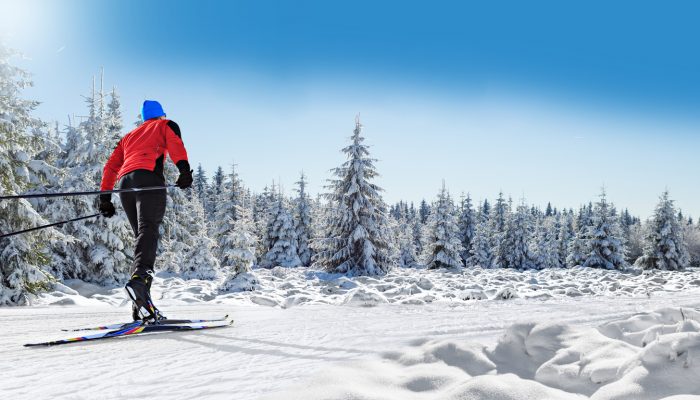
[0,0,52,43]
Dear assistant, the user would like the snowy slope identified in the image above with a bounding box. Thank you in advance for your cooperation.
[1,268,700,399]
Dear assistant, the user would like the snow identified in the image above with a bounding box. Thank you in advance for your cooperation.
[1,267,700,399]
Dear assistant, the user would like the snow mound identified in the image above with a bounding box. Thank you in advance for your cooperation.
[266,307,700,399]
[343,287,389,306]
[219,272,259,293]
[34,266,700,309]
[443,374,587,400]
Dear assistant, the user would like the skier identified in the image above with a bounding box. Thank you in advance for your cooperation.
[98,100,193,323]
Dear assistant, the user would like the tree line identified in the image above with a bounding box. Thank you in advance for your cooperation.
[1,46,699,305]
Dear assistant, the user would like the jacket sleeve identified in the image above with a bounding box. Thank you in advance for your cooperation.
[164,120,190,172]
[100,140,124,191]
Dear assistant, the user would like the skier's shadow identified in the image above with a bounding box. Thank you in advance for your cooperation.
[173,333,372,362]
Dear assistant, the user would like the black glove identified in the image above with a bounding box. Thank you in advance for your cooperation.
[176,160,193,189]
[99,194,116,218]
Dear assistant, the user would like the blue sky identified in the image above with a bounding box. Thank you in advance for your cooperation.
[1,0,699,218]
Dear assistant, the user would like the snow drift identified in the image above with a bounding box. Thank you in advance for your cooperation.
[266,307,700,400]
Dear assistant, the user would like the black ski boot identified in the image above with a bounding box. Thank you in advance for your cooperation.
[125,271,166,324]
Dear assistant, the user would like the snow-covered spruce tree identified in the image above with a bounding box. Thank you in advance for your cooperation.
[421,184,464,269]
[419,200,430,224]
[530,217,561,269]
[488,192,510,264]
[567,204,592,267]
[212,164,244,264]
[79,82,134,284]
[582,191,627,270]
[220,201,257,278]
[160,163,219,279]
[493,201,533,269]
[635,191,690,270]
[192,164,208,211]
[396,214,418,267]
[626,221,646,264]
[254,184,276,261]
[0,46,62,304]
[29,122,76,280]
[261,193,301,268]
[105,87,122,143]
[411,207,424,257]
[314,116,393,276]
[51,78,134,284]
[220,190,260,295]
[685,223,700,267]
[179,195,219,279]
[491,192,509,233]
[467,203,493,268]
[556,211,575,268]
[310,192,328,247]
[294,172,314,266]
[457,193,476,265]
[206,165,225,219]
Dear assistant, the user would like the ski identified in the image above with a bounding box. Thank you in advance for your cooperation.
[61,314,230,331]
[26,320,233,347]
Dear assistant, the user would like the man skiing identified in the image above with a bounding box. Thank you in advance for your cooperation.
[98,100,193,323]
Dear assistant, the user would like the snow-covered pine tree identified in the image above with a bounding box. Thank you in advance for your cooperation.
[481,199,491,217]
[396,214,418,268]
[530,216,561,269]
[206,165,225,219]
[0,45,61,304]
[220,201,257,277]
[545,202,553,217]
[105,87,122,143]
[491,192,509,233]
[581,191,627,270]
[685,222,700,267]
[212,163,244,264]
[468,201,493,268]
[421,183,464,269]
[493,201,533,269]
[314,116,393,276]
[457,193,476,265]
[567,204,592,267]
[293,172,314,266]
[261,192,301,268]
[488,191,510,265]
[29,122,75,280]
[192,164,208,211]
[49,77,134,285]
[419,200,430,224]
[160,163,219,279]
[635,191,690,270]
[411,206,424,257]
[260,181,280,257]
[178,195,219,279]
[626,221,646,264]
[556,211,575,268]
[310,192,328,248]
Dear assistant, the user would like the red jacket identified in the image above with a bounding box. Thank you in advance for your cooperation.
[100,119,189,191]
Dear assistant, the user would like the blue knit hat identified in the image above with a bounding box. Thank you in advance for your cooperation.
[141,100,166,121]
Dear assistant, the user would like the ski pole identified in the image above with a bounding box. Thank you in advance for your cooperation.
[0,213,101,239]
[0,185,175,201]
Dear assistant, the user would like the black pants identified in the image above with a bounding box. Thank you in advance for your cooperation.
[118,170,167,277]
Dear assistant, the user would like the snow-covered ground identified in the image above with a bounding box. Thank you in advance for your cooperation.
[2,267,700,399]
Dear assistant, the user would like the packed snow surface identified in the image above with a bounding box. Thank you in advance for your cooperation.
[2,267,700,399]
